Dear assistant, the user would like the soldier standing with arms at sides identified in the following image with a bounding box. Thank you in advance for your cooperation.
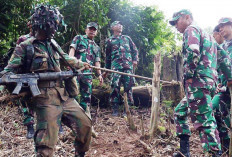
[216,17,232,154]
[103,21,139,116]
[212,24,231,154]
[0,5,92,157]
[169,9,224,156]
[69,22,103,112]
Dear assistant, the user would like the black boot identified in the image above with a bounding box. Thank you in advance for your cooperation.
[26,124,34,139]
[173,135,190,157]
[112,104,119,117]
[75,152,85,157]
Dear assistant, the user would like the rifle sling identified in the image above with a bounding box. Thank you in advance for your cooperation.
[51,39,77,72]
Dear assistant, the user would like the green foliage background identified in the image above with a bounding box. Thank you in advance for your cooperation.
[0,0,179,78]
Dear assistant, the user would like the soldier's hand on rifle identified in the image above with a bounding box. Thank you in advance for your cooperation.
[102,72,108,79]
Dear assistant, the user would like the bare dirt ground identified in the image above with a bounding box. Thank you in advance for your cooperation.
[0,103,218,157]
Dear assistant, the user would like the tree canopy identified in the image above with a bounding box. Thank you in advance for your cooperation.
[0,0,179,77]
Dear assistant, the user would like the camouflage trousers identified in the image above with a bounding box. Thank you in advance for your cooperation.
[18,99,34,126]
[32,86,92,157]
[110,69,135,106]
[174,77,221,152]
[212,90,230,141]
[77,73,93,111]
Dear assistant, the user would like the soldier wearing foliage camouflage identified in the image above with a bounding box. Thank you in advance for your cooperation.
[169,9,231,157]
[103,21,139,116]
[69,22,103,111]
[0,5,91,157]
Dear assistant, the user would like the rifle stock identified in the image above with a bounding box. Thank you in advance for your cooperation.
[0,70,91,96]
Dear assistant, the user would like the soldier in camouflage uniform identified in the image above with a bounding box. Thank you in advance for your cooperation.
[215,17,232,153]
[69,22,103,111]
[169,9,227,156]
[0,5,91,157]
[103,21,139,116]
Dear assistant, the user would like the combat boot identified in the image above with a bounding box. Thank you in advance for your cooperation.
[173,135,191,157]
[26,124,34,139]
[112,103,119,117]
[75,152,85,157]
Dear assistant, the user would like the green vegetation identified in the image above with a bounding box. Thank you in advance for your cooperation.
[0,0,180,77]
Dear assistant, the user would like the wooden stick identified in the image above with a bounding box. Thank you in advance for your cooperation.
[90,65,178,85]
[140,115,145,136]
[229,87,232,157]
[124,92,136,131]
[149,53,161,138]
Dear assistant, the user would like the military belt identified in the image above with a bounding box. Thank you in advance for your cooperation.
[38,80,63,88]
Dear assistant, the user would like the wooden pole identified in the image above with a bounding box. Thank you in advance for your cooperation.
[124,92,136,131]
[149,53,161,138]
[90,65,177,85]
[229,87,232,157]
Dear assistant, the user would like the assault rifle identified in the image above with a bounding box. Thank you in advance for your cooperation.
[0,70,91,97]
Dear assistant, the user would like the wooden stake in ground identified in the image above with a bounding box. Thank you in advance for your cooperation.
[124,92,136,131]
[229,87,232,157]
[149,53,161,138]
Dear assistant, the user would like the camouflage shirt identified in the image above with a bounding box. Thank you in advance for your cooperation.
[105,35,138,70]
[70,35,100,66]
[16,33,33,45]
[4,37,79,73]
[182,25,218,80]
[223,39,232,57]
[217,44,232,86]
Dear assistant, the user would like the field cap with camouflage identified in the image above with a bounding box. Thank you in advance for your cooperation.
[169,9,192,26]
[110,21,122,28]
[218,17,232,27]
[87,22,98,30]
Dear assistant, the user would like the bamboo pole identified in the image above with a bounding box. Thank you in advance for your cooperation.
[229,87,232,157]
[124,92,136,131]
[90,65,177,85]
[149,53,161,138]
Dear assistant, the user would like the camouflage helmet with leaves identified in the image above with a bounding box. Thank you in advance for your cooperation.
[30,4,65,33]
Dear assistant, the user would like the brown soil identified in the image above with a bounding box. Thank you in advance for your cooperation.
[0,103,222,157]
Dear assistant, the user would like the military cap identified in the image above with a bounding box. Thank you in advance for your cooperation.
[218,17,232,27]
[110,21,122,28]
[169,9,192,26]
[87,22,98,30]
